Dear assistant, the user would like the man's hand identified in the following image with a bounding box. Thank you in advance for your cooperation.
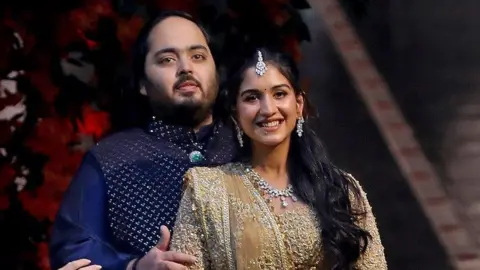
[59,259,101,270]
[131,225,196,270]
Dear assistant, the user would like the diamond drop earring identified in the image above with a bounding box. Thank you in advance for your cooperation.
[232,117,244,147]
[296,117,304,137]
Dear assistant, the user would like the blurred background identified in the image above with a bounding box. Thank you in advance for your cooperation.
[1,0,479,269]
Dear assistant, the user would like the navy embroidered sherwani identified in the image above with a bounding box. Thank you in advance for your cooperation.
[49,120,237,270]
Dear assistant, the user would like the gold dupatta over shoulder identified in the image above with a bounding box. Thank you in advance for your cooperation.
[170,163,388,269]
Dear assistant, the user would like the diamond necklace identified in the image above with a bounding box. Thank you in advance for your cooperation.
[244,165,298,208]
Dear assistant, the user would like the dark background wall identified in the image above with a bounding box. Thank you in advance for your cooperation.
[295,0,480,267]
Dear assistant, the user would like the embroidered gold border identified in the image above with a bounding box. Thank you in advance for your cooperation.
[240,172,288,268]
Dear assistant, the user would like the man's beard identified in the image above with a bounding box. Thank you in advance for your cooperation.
[151,98,213,127]
[148,73,219,128]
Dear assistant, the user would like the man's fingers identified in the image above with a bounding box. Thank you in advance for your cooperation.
[158,260,188,270]
[58,259,91,270]
[155,225,171,251]
[160,251,196,264]
[78,266,102,270]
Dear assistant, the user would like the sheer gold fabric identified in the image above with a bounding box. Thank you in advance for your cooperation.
[170,163,387,269]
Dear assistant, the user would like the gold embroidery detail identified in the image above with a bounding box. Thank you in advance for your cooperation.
[170,163,388,269]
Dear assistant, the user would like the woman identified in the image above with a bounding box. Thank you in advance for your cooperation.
[170,48,387,269]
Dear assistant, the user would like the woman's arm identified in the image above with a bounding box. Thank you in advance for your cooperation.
[170,170,210,270]
[350,176,388,269]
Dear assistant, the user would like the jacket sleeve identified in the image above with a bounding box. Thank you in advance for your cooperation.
[49,152,136,270]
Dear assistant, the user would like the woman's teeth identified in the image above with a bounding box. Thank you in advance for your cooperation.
[260,121,280,127]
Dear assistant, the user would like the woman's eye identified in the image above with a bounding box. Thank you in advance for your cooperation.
[244,94,259,102]
[274,91,287,98]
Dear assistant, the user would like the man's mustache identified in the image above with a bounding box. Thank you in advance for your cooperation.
[173,74,202,90]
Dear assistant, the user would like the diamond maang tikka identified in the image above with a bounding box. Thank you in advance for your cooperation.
[255,50,267,76]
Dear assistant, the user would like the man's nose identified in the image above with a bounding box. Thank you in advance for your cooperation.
[177,56,193,75]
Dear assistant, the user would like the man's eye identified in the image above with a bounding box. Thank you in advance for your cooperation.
[192,54,206,61]
[158,57,175,64]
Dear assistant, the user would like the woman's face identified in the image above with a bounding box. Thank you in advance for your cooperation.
[235,65,304,147]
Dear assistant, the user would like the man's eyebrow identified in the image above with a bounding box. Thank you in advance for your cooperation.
[188,44,208,51]
[153,44,208,58]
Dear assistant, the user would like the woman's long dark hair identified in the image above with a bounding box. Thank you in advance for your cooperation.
[218,48,371,269]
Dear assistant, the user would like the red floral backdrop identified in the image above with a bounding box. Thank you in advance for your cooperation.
[0,0,311,269]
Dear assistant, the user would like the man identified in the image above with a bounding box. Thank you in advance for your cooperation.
[50,11,237,270]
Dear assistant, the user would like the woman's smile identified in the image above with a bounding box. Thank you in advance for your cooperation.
[255,119,285,132]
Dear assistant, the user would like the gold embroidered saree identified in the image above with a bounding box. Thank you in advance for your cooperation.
[170,163,387,269]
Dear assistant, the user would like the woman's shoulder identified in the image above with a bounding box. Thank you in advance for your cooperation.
[186,162,242,176]
[184,162,244,187]
[339,170,371,211]
[332,168,364,191]
[183,163,244,207]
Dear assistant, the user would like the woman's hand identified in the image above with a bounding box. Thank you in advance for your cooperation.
[58,259,101,270]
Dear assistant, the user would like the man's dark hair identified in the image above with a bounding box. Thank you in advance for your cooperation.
[119,10,212,129]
